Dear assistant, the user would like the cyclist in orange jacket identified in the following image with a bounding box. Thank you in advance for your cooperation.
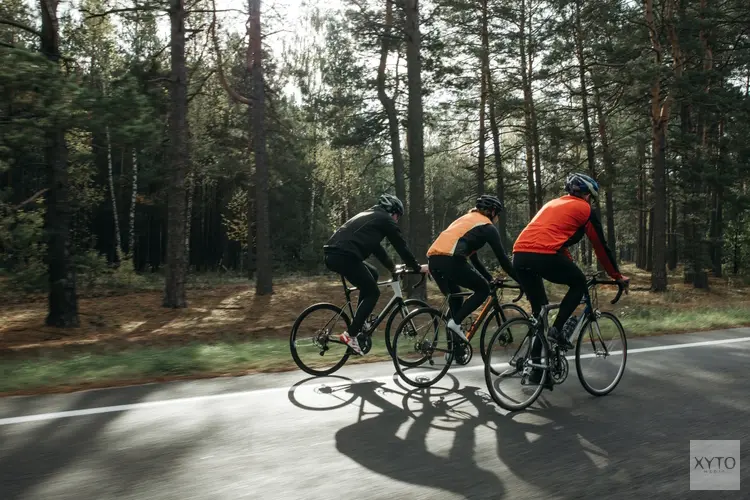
[427,195,519,342]
[513,173,629,356]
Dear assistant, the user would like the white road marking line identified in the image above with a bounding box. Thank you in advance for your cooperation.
[2,334,750,426]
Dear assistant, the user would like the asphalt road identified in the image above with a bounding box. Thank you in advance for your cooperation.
[1,328,749,499]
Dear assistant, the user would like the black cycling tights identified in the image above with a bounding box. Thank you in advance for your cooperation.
[324,251,380,336]
[428,255,490,325]
[512,252,587,331]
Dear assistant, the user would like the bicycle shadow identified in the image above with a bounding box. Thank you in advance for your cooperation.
[333,375,506,499]
[287,336,750,499]
[287,373,646,499]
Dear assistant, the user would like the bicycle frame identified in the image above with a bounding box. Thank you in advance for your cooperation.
[531,276,624,354]
[436,282,524,342]
[338,273,422,336]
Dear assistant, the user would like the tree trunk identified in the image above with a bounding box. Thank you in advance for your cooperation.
[129,148,138,262]
[647,207,654,272]
[105,125,123,262]
[519,0,535,218]
[477,59,486,197]
[574,2,598,231]
[376,0,408,230]
[645,0,669,291]
[476,0,489,197]
[249,0,272,295]
[482,4,508,249]
[732,212,741,275]
[527,6,543,208]
[41,0,79,327]
[247,181,256,279]
[668,200,678,270]
[651,126,668,289]
[309,180,316,246]
[429,171,435,240]
[591,72,617,253]
[404,0,428,300]
[163,0,189,308]
[185,171,194,263]
[636,139,647,269]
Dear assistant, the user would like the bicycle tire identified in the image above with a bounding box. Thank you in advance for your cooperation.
[479,303,529,364]
[575,312,627,396]
[384,298,430,357]
[484,317,547,412]
[392,307,455,388]
[289,303,352,377]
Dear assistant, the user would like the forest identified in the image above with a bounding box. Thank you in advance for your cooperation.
[2,0,750,331]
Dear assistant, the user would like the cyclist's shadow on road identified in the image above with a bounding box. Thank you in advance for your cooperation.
[331,376,506,499]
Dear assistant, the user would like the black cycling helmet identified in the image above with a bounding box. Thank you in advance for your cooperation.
[476,194,503,215]
[378,193,405,216]
[565,173,600,201]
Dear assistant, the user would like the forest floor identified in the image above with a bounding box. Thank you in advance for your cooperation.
[2,263,750,395]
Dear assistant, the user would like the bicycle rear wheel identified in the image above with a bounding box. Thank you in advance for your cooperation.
[289,303,351,376]
[575,312,627,396]
[392,307,455,388]
[484,317,548,411]
[479,303,529,364]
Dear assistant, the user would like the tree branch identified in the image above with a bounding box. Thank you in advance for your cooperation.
[210,0,250,105]
[262,29,292,38]
[13,189,49,210]
[188,70,215,103]
[81,6,163,19]
[190,9,247,14]
[0,18,41,38]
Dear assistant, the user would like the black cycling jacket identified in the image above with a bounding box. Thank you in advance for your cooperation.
[323,206,420,272]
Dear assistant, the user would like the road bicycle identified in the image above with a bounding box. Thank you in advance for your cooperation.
[390,277,529,388]
[289,264,428,376]
[483,272,628,411]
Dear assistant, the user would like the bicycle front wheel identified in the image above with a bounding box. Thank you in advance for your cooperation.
[384,298,429,357]
[290,303,351,376]
[392,307,455,388]
[484,317,548,412]
[575,312,627,396]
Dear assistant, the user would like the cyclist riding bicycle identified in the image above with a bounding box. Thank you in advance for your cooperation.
[513,173,629,382]
[427,195,519,342]
[324,193,424,356]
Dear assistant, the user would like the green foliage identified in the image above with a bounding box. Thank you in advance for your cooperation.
[3,0,750,303]
[0,194,47,291]
[223,188,249,249]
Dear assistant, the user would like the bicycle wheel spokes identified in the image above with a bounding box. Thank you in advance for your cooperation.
[575,312,627,396]
[484,318,546,411]
[290,304,351,376]
[393,308,454,388]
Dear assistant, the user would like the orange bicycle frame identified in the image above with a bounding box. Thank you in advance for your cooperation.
[465,296,494,342]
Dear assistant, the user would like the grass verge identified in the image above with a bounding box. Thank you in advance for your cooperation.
[3,305,750,396]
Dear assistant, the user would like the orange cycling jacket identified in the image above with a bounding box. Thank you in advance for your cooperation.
[428,210,517,282]
[513,195,623,280]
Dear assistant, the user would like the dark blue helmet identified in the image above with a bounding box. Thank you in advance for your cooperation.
[565,173,600,200]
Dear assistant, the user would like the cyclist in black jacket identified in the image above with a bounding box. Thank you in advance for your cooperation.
[323,194,424,355]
